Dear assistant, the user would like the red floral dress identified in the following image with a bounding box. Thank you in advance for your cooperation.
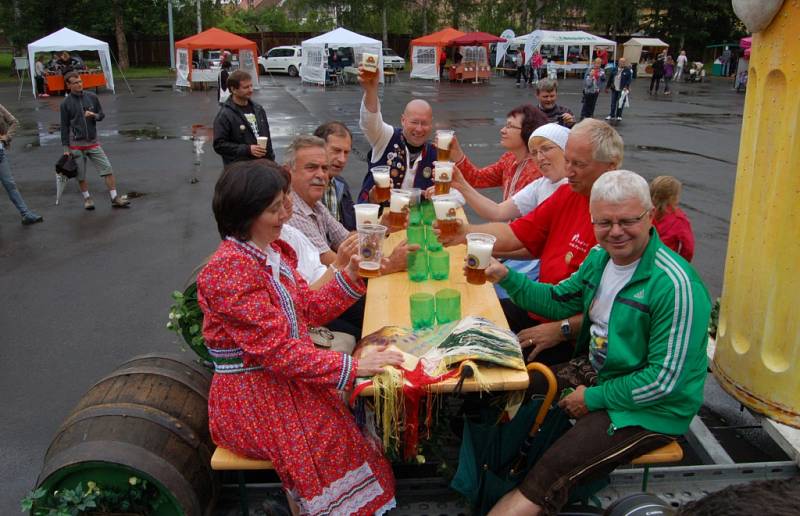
[197,238,396,515]
[456,152,541,199]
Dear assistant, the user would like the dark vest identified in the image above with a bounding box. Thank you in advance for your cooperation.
[357,127,437,203]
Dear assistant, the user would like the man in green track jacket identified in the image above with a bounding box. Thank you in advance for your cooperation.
[485,170,711,516]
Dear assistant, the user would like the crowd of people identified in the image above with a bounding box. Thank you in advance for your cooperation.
[199,61,709,516]
[33,51,89,98]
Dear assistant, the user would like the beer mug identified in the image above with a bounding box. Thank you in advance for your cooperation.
[371,166,391,203]
[354,204,380,230]
[388,189,411,230]
[361,52,380,78]
[465,233,496,285]
[433,161,454,195]
[357,224,387,278]
[431,194,460,240]
[436,130,454,161]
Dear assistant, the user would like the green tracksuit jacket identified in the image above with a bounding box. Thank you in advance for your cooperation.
[499,230,711,436]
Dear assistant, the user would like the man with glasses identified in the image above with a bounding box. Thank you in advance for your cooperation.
[356,65,437,202]
[438,119,622,364]
[483,170,711,516]
[60,71,129,209]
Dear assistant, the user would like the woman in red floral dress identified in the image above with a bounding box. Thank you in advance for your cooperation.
[197,160,404,515]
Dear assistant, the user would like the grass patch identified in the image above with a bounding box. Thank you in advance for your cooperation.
[112,66,173,79]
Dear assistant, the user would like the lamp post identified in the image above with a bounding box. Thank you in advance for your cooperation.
[168,0,175,70]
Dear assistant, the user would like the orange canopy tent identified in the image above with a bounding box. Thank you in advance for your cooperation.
[409,27,465,80]
[174,28,259,88]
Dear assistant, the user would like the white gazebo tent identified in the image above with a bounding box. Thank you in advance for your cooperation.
[27,28,115,98]
[301,27,383,85]
[622,37,670,77]
[514,30,617,74]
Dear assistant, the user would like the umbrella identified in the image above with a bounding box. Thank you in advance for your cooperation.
[449,32,506,84]
[55,174,68,205]
[450,363,607,514]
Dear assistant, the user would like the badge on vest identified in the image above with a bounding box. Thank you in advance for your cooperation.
[239,125,246,131]
[422,166,432,179]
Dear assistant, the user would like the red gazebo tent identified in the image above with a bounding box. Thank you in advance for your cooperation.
[174,28,259,88]
[448,32,506,83]
[409,27,466,80]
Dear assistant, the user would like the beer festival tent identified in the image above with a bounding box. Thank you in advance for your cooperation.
[174,28,259,88]
[301,28,383,85]
[409,27,465,80]
[26,28,115,99]
[513,30,617,67]
[448,32,506,83]
[621,37,669,76]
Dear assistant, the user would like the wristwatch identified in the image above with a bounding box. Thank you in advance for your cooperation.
[560,319,571,340]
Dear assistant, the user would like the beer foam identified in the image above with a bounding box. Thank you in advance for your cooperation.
[467,241,494,268]
[360,261,380,271]
[373,171,391,187]
[390,193,410,212]
[433,200,458,220]
[437,131,453,149]
[354,205,379,227]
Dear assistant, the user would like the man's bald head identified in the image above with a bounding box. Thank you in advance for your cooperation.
[400,99,433,147]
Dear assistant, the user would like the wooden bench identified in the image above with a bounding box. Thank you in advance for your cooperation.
[496,66,517,77]
[211,447,273,516]
[630,440,684,491]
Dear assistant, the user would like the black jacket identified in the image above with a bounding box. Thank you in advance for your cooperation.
[60,91,105,147]
[212,98,275,165]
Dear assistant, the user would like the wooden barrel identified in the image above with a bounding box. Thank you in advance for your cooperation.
[36,353,218,516]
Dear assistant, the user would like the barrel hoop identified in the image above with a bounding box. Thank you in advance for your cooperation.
[92,365,210,400]
[118,352,213,382]
[37,440,206,516]
[59,402,202,449]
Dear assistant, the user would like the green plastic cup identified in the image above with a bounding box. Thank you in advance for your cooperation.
[435,288,461,324]
[428,249,450,280]
[407,249,428,282]
[410,292,435,329]
[406,224,426,248]
[421,200,436,225]
[425,224,443,251]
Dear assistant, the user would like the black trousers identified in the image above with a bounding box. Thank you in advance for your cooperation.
[580,92,599,119]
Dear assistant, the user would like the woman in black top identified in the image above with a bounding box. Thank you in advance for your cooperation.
[218,60,232,103]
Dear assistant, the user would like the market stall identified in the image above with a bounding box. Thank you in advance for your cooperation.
[301,28,383,85]
[174,28,259,89]
[447,32,505,83]
[26,28,115,98]
[621,37,669,77]
[513,30,617,78]
[409,27,465,80]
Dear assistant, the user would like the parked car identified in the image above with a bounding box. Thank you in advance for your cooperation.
[382,48,405,70]
[258,46,302,77]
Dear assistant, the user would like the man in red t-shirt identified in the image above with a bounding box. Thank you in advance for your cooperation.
[438,119,623,363]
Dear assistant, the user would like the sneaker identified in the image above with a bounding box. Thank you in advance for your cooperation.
[111,195,130,208]
[84,197,95,210]
[605,115,613,120]
[616,117,623,121]
[21,213,44,225]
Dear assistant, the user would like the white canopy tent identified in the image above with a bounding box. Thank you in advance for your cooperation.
[27,28,115,98]
[301,28,383,85]
[622,37,670,76]
[513,30,617,66]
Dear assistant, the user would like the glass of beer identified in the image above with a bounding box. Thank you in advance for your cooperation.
[388,189,411,230]
[464,233,497,285]
[357,224,387,278]
[372,166,391,203]
[436,130,454,161]
[432,194,460,240]
[354,204,380,230]
[361,52,380,79]
[433,161,454,195]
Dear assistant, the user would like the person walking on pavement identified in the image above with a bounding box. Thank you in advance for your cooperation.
[60,71,130,210]
[213,70,276,166]
[605,58,632,121]
[649,51,666,95]
[580,58,605,120]
[1,104,43,225]
[663,56,675,95]
[675,50,688,82]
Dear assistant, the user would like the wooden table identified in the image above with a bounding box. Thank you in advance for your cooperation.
[361,215,529,394]
[46,72,106,92]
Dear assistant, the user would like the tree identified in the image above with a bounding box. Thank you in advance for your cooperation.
[585,0,640,37]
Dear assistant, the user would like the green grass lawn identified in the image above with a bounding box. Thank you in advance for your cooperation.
[0,52,172,84]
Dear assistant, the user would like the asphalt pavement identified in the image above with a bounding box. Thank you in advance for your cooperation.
[0,71,760,513]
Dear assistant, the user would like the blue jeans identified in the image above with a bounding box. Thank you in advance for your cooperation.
[0,147,34,217]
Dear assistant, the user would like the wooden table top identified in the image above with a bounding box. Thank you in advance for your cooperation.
[361,213,528,394]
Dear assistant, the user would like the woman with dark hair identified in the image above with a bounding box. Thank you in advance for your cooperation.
[217,59,231,103]
[444,105,548,199]
[197,160,402,515]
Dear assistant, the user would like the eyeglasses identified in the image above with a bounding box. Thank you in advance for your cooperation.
[591,209,650,230]
[503,122,523,130]
[534,145,558,157]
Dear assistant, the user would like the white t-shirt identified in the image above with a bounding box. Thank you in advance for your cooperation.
[280,224,328,284]
[511,177,568,217]
[677,54,688,67]
[588,258,640,371]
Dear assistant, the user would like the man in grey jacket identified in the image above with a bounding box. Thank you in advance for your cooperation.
[60,71,129,210]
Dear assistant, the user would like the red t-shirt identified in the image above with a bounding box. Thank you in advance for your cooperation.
[509,184,596,285]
